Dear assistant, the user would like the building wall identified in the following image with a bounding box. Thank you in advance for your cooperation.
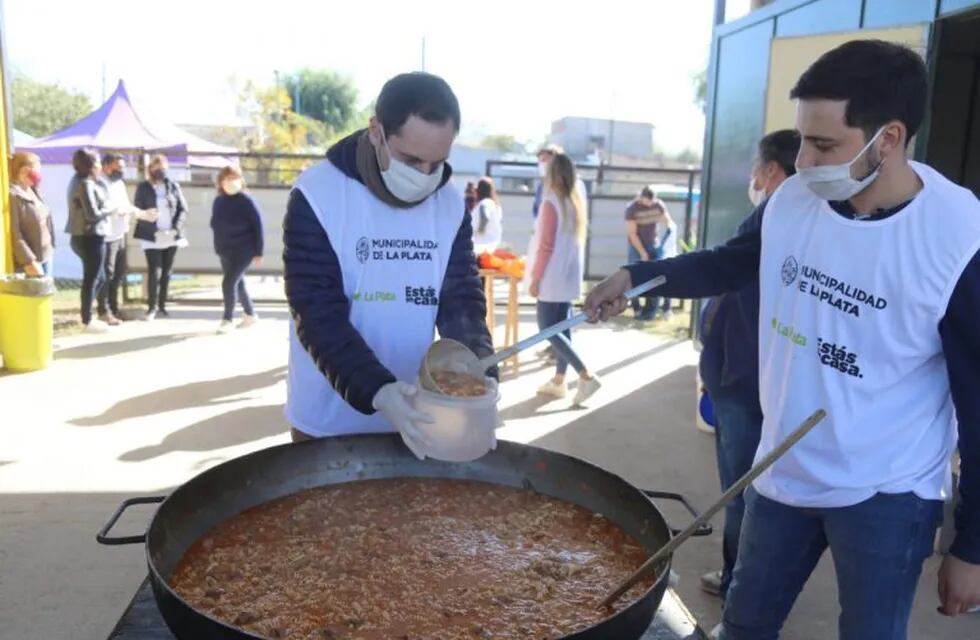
[550,117,654,160]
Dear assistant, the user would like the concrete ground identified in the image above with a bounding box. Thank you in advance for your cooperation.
[0,300,976,639]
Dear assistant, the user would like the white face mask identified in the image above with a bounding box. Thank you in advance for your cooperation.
[223,179,243,196]
[796,126,885,201]
[747,174,767,207]
[379,132,444,203]
[537,162,549,178]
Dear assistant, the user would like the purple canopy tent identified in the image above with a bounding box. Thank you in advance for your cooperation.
[17,80,237,167]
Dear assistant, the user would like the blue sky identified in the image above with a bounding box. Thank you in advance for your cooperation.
[4,0,752,153]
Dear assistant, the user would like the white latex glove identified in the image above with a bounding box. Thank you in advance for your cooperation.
[372,382,434,460]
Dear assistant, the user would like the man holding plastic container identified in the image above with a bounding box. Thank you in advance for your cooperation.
[283,72,495,453]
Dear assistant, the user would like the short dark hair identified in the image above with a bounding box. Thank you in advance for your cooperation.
[375,72,460,137]
[72,148,99,177]
[639,185,656,200]
[476,177,497,202]
[101,152,123,167]
[758,129,801,177]
[790,39,927,145]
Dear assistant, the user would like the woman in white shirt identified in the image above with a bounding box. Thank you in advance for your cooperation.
[133,155,189,320]
[471,177,503,254]
[526,153,601,406]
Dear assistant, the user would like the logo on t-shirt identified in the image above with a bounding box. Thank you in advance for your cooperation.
[405,286,439,306]
[356,237,370,263]
[781,256,799,286]
[817,338,863,378]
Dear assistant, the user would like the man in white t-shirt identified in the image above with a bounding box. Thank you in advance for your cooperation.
[586,40,980,638]
[97,153,136,323]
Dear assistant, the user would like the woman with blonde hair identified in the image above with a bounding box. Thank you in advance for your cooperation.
[133,154,189,319]
[527,153,601,405]
[210,165,264,333]
[8,151,54,277]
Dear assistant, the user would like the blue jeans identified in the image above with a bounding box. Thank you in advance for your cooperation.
[627,244,669,314]
[70,235,107,325]
[218,252,255,321]
[711,391,763,598]
[536,301,586,377]
[720,487,943,640]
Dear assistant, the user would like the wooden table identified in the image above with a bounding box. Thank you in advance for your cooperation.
[479,269,520,370]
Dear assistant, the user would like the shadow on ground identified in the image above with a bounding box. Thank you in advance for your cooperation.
[70,366,287,427]
[54,333,199,360]
[117,403,289,462]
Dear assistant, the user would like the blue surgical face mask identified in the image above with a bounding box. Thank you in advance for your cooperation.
[378,131,444,203]
[795,126,885,201]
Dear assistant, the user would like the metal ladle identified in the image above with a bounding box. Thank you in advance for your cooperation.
[420,276,667,394]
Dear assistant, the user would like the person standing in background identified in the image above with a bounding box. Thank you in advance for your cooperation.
[532,144,563,219]
[624,186,670,320]
[65,148,113,333]
[697,129,801,602]
[134,154,189,320]
[471,177,503,254]
[211,165,264,334]
[528,152,601,406]
[654,204,679,320]
[97,153,145,324]
[9,152,54,277]
[464,181,477,216]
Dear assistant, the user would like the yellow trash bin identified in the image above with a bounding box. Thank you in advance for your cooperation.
[0,276,55,372]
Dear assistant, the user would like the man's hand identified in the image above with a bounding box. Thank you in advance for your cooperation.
[23,262,41,277]
[372,382,435,460]
[252,256,264,267]
[583,269,632,323]
[640,252,650,262]
[529,280,540,298]
[938,555,980,616]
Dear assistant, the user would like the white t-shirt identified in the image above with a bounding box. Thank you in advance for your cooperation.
[472,197,503,253]
[103,178,131,242]
[140,183,187,250]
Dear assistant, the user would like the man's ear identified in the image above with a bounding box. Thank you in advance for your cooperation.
[367,116,382,147]
[880,120,907,157]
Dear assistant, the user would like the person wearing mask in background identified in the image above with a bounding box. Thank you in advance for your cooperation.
[532,144,563,219]
[654,206,679,320]
[9,152,54,277]
[66,148,115,333]
[471,176,503,254]
[697,129,800,603]
[528,152,601,406]
[211,165,264,334]
[283,72,494,451]
[134,154,189,320]
[586,41,980,638]
[97,153,151,324]
[624,185,669,320]
[464,181,477,216]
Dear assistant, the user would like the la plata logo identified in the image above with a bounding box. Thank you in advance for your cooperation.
[817,339,863,379]
[355,237,370,264]
[781,256,799,287]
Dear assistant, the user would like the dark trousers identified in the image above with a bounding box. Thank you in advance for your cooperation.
[536,301,586,377]
[70,235,107,325]
[145,247,177,312]
[219,252,255,321]
[97,238,126,316]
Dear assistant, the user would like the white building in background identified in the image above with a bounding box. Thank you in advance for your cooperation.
[548,116,654,163]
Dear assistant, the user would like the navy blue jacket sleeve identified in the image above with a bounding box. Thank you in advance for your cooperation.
[436,212,497,379]
[247,194,265,257]
[625,202,764,298]
[942,250,980,564]
[283,189,395,415]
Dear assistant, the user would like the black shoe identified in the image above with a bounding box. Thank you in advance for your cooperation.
[157,309,170,318]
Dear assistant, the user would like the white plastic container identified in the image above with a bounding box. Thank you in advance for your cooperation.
[408,378,500,462]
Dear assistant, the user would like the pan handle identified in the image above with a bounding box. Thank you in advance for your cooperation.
[642,490,713,537]
[96,496,166,545]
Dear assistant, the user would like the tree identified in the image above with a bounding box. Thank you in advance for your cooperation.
[692,69,707,114]
[282,69,360,135]
[480,134,519,152]
[11,75,92,137]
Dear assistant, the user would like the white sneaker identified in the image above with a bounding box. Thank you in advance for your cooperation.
[662,309,674,321]
[572,376,602,407]
[237,314,258,329]
[537,379,568,399]
[216,320,234,334]
[83,319,109,334]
